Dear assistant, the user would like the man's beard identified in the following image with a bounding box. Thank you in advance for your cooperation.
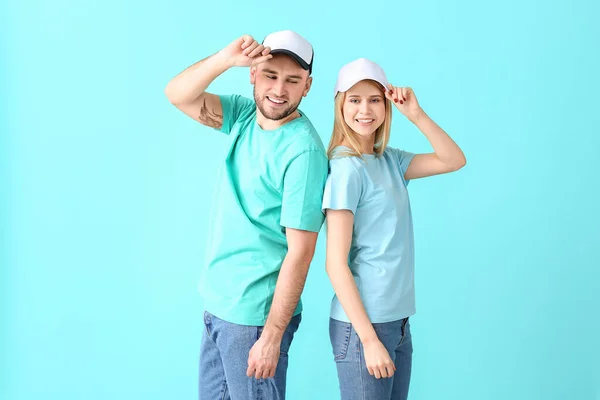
[254,88,301,121]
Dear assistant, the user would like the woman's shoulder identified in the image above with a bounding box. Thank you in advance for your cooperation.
[329,147,364,171]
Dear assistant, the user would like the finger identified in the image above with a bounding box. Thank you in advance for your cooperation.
[241,35,253,49]
[242,41,259,56]
[384,86,394,101]
[401,87,407,102]
[397,87,405,104]
[254,366,263,380]
[243,41,259,56]
[250,54,273,66]
[246,365,255,377]
[386,83,394,97]
[248,44,265,58]
[260,367,270,380]
[386,85,395,102]
[385,365,395,378]
[261,46,271,56]
[373,368,382,379]
[367,366,374,376]
[393,87,401,104]
[268,361,278,378]
[379,366,389,379]
[399,88,406,104]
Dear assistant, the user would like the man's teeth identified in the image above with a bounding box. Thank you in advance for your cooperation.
[268,97,285,104]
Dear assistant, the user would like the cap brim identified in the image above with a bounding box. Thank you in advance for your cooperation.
[335,76,388,95]
[269,49,312,72]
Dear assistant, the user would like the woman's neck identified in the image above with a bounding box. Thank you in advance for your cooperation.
[342,133,375,155]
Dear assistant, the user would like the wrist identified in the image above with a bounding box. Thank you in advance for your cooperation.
[214,49,235,69]
[408,108,427,124]
[261,325,284,342]
[360,333,379,346]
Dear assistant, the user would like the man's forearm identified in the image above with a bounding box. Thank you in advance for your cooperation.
[262,251,313,339]
[165,51,233,105]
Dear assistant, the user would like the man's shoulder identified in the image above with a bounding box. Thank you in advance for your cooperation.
[224,94,255,113]
[283,113,325,154]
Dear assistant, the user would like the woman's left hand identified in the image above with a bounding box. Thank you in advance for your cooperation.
[384,84,423,122]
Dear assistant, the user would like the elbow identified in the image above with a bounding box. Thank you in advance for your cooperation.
[164,83,179,105]
[289,246,316,266]
[164,80,188,106]
[325,259,341,276]
[450,154,467,171]
[325,262,333,275]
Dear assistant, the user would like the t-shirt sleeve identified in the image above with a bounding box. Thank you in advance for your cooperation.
[280,150,329,232]
[218,94,255,134]
[322,159,362,214]
[395,148,416,186]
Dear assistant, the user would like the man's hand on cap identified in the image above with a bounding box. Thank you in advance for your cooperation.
[219,35,272,68]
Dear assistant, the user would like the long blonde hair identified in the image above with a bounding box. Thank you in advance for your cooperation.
[327,80,392,159]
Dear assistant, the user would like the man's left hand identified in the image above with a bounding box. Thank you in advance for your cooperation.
[246,333,281,379]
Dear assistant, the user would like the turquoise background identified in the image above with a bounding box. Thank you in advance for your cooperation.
[2,0,599,399]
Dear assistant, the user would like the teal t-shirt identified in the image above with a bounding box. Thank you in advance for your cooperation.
[199,94,328,326]
[322,146,416,323]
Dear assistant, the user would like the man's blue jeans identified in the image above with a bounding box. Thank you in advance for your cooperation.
[199,311,301,400]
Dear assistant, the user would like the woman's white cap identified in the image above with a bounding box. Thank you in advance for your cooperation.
[334,58,388,97]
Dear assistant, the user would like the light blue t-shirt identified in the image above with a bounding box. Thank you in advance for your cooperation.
[199,94,328,326]
[322,146,416,323]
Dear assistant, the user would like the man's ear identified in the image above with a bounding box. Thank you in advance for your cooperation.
[303,76,313,97]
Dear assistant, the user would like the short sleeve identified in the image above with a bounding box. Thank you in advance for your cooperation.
[322,159,362,214]
[395,148,416,185]
[218,94,254,134]
[280,150,329,232]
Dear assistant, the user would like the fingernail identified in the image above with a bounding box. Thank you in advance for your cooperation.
[400,100,404,104]
[389,90,393,94]
[403,98,407,101]
[394,98,398,103]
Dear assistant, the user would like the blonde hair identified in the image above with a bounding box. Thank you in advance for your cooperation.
[327,80,392,159]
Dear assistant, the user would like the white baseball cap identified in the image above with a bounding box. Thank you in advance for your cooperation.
[334,58,389,96]
[262,30,314,73]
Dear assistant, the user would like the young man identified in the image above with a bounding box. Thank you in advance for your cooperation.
[165,30,328,399]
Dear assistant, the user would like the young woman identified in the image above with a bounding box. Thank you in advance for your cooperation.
[322,58,466,400]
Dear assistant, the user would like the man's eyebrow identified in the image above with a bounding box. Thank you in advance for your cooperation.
[262,69,302,79]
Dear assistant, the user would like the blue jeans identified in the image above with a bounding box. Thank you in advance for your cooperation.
[199,311,301,400]
[330,317,413,400]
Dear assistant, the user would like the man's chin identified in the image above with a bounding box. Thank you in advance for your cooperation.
[259,102,292,121]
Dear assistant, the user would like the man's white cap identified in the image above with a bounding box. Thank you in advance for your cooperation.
[262,30,314,73]
[334,58,389,96]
